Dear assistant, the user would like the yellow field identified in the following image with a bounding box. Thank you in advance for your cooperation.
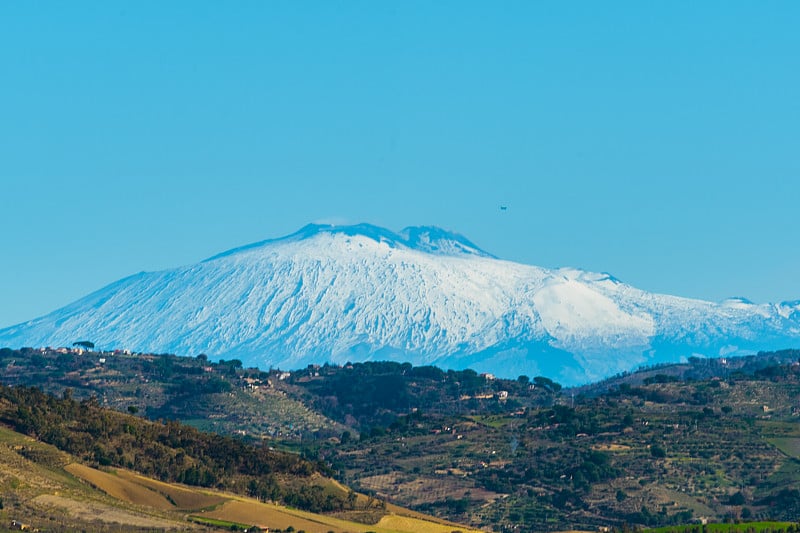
[63,461,483,532]
[2,423,483,532]
[114,468,226,510]
[65,463,227,511]
[203,497,486,533]
[204,499,347,532]
[377,513,486,533]
[65,463,176,510]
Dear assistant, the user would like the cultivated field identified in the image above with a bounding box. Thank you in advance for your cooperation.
[202,497,486,533]
[114,468,227,510]
[66,463,178,510]
[1,421,480,532]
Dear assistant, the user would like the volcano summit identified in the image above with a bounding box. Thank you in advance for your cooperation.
[2,223,799,385]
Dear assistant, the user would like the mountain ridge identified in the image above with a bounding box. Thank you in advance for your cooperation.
[205,223,494,262]
[1,223,799,385]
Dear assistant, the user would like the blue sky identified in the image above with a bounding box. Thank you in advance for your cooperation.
[2,1,799,328]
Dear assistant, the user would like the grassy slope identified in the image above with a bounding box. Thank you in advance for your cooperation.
[644,523,798,533]
[202,498,485,533]
[0,423,482,532]
[0,424,189,531]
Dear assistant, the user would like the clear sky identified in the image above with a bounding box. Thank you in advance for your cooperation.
[2,1,799,328]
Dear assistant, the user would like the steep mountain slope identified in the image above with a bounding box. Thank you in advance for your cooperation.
[1,223,799,384]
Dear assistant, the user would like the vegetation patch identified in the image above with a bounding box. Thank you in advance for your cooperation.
[767,438,800,459]
[643,521,799,533]
[468,415,517,428]
[188,515,253,530]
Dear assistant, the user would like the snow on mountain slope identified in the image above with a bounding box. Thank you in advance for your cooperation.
[1,223,799,385]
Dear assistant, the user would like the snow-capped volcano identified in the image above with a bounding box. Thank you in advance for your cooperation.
[1,223,799,385]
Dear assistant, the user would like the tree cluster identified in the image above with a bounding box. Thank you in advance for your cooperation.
[0,384,347,513]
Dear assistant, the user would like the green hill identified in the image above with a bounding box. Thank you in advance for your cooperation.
[5,346,800,532]
[286,351,800,531]
[0,386,482,532]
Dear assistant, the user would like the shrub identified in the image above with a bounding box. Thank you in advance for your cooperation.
[650,445,666,458]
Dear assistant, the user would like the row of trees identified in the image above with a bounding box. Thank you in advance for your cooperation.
[293,360,560,431]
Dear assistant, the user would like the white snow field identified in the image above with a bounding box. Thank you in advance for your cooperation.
[2,223,799,384]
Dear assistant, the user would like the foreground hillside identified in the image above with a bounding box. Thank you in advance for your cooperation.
[3,223,800,384]
[0,385,482,532]
[5,346,800,531]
